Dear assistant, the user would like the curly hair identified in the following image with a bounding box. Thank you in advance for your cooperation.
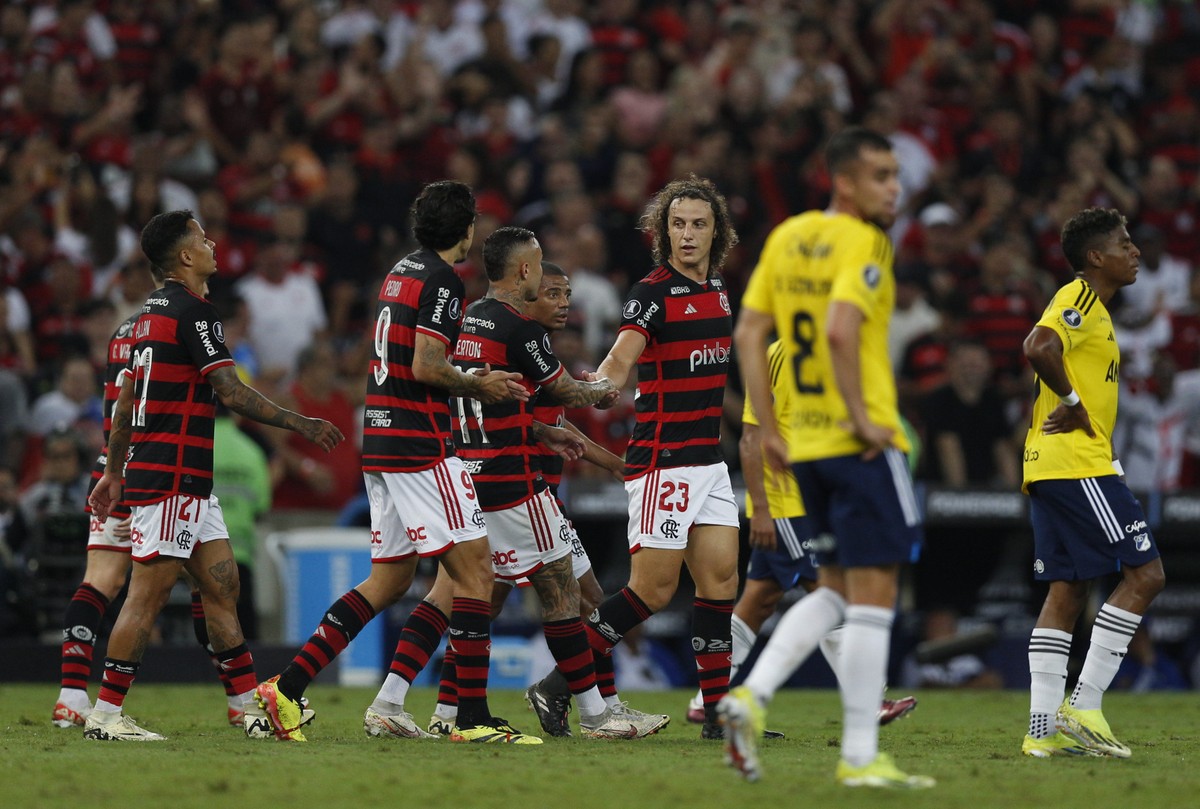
[638,175,739,271]
[411,181,477,252]
[1061,207,1126,274]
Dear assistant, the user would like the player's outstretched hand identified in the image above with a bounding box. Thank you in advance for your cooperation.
[88,473,123,522]
[302,417,345,451]
[1041,402,1095,437]
[586,372,621,410]
[112,517,132,539]
[538,424,586,461]
[474,363,529,404]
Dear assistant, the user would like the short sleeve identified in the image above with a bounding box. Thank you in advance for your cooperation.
[513,320,565,386]
[1035,282,1095,352]
[829,226,888,318]
[618,282,666,339]
[416,268,466,346]
[179,300,235,374]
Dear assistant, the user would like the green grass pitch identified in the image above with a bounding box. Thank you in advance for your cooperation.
[2,685,1197,809]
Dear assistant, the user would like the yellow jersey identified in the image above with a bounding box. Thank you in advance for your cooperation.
[1022,278,1120,491]
[743,340,805,519]
[741,210,909,461]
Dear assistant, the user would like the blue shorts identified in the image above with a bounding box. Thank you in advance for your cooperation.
[1028,476,1160,581]
[792,448,922,568]
[746,515,818,590]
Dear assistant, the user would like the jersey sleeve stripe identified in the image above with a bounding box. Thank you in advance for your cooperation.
[416,325,452,345]
[199,358,236,375]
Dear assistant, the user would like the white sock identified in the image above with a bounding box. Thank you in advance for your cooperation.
[744,587,846,704]
[819,624,843,681]
[58,688,89,710]
[839,605,893,767]
[1071,604,1141,711]
[604,694,621,709]
[236,690,256,708]
[576,686,607,718]
[434,703,458,720]
[729,613,757,681]
[372,673,410,711]
[93,699,121,714]
[1028,627,1072,738]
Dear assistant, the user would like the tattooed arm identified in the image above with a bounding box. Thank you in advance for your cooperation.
[411,332,527,404]
[208,365,344,451]
[539,372,617,408]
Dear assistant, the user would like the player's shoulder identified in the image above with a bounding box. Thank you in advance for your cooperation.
[635,265,675,287]
[113,312,141,340]
[1048,278,1101,327]
[390,248,442,276]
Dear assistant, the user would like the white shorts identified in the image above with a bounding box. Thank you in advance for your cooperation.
[87,514,132,552]
[365,458,487,562]
[506,509,592,587]
[626,462,740,551]
[485,488,572,580]
[130,494,229,562]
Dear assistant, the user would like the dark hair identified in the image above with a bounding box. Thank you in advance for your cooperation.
[482,226,537,281]
[411,181,477,251]
[139,209,194,282]
[1061,207,1126,274]
[541,261,567,278]
[639,175,738,270]
[825,126,893,176]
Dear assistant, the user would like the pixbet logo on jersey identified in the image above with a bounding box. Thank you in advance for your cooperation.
[689,342,730,371]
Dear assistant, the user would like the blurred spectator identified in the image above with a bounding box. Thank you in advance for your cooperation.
[1114,223,1191,324]
[270,343,360,512]
[1113,352,1200,494]
[1166,269,1200,373]
[0,278,35,376]
[108,251,156,324]
[766,17,852,115]
[919,340,1020,488]
[234,233,328,384]
[889,263,941,372]
[962,235,1040,398]
[18,429,90,526]
[52,157,136,293]
[28,355,100,438]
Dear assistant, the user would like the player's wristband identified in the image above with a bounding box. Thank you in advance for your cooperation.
[1059,390,1081,407]
[1112,459,1124,476]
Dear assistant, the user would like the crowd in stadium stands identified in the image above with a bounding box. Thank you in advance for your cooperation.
[3,1,1200,643]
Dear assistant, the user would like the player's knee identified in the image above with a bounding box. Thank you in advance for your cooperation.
[1128,560,1166,600]
[84,573,126,601]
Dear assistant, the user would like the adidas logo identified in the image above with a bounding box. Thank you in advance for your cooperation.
[684,303,698,315]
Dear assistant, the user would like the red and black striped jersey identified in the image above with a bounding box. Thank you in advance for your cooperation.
[452,297,564,511]
[362,248,466,472]
[86,312,140,519]
[531,393,566,490]
[121,282,235,506]
[619,263,732,478]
